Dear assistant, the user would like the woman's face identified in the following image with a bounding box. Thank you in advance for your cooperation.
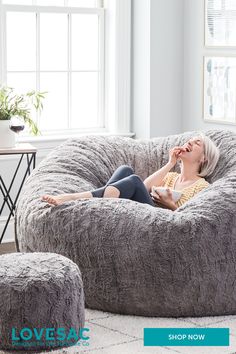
[178,136,205,164]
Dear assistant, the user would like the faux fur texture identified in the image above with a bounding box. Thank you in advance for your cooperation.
[0,252,85,350]
[16,129,236,317]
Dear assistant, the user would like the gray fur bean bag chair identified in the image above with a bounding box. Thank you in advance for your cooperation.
[16,129,236,317]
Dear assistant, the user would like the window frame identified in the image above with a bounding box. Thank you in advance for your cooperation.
[0,2,105,136]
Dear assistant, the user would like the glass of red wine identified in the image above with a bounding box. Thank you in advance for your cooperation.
[9,116,25,145]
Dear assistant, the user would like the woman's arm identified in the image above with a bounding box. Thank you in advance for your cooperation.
[143,146,186,192]
[143,162,174,192]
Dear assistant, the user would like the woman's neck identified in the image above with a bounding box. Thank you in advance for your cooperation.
[179,161,200,182]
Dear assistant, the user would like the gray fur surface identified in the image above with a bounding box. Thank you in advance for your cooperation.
[0,252,85,350]
[16,129,236,317]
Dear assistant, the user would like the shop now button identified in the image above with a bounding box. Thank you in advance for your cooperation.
[143,328,229,346]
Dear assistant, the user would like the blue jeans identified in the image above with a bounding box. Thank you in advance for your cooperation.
[91,165,156,206]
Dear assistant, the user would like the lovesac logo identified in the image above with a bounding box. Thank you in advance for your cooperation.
[11,327,90,348]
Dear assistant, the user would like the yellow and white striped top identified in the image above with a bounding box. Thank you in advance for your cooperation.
[161,172,210,208]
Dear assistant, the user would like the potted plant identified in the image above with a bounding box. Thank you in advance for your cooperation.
[0,85,46,148]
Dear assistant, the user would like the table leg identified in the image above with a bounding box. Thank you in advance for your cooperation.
[0,153,36,244]
[0,180,14,215]
[0,154,24,215]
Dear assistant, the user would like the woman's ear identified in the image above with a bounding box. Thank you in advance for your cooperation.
[200,155,207,164]
[199,158,204,165]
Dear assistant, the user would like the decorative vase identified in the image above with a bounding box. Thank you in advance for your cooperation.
[0,120,16,148]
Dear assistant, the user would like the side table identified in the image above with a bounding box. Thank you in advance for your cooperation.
[0,143,37,243]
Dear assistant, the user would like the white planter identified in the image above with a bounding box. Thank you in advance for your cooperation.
[0,120,16,148]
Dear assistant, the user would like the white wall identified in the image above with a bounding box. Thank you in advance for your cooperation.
[131,0,151,139]
[131,0,184,139]
[132,0,236,138]
[183,0,236,133]
[150,0,184,137]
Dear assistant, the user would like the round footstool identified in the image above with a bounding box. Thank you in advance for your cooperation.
[0,252,85,351]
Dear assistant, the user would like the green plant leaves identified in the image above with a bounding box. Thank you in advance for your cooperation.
[0,85,46,135]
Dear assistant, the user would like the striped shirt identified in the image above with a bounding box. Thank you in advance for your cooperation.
[161,172,210,208]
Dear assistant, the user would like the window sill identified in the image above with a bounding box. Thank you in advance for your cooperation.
[18,130,135,143]
[17,130,136,154]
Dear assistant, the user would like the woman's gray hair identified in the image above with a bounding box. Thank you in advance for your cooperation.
[196,132,220,177]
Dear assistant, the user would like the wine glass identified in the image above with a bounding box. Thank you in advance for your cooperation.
[9,116,25,145]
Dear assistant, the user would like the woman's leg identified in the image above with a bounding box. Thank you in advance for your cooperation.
[104,174,156,206]
[130,176,156,205]
[91,165,134,198]
[42,165,135,205]
[42,174,155,207]
[106,165,134,185]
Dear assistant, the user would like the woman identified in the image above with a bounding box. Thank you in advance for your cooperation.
[42,132,220,210]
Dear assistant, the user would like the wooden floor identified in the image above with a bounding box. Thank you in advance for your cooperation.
[0,242,17,255]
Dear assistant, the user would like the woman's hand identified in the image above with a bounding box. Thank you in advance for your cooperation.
[150,188,178,211]
[168,146,186,167]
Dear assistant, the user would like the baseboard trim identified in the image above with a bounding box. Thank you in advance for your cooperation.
[0,241,16,254]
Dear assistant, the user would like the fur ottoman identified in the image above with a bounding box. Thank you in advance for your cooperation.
[0,252,85,351]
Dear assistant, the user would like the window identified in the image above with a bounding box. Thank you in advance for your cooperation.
[203,0,236,124]
[0,0,105,135]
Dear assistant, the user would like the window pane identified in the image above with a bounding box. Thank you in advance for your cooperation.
[68,0,96,7]
[71,72,98,128]
[204,57,236,123]
[40,73,68,130]
[6,73,37,127]
[7,12,36,71]
[71,14,98,70]
[206,0,236,45]
[40,13,68,71]
[7,72,36,93]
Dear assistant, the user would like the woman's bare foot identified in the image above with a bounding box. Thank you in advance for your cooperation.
[41,186,120,206]
[41,191,93,206]
[41,194,75,206]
